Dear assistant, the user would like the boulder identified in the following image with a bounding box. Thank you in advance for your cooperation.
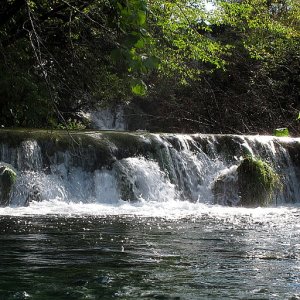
[237,156,281,207]
[0,163,17,206]
[212,157,281,207]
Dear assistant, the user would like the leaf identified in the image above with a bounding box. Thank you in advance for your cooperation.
[274,128,289,137]
[134,38,145,49]
[297,112,300,120]
[143,56,160,70]
[131,79,147,96]
[137,10,146,25]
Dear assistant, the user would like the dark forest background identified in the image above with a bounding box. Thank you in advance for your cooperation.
[0,0,299,134]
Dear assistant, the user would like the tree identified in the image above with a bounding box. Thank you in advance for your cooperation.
[130,0,300,134]
[0,0,299,132]
[0,0,152,127]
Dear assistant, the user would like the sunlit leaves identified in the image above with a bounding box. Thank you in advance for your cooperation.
[214,0,300,60]
[148,0,228,82]
[135,38,145,49]
[112,0,159,94]
[131,78,147,95]
[137,10,147,25]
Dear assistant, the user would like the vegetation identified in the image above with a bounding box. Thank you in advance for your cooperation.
[274,127,289,137]
[237,156,281,206]
[0,0,299,133]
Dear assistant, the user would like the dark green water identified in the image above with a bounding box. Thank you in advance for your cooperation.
[0,207,300,300]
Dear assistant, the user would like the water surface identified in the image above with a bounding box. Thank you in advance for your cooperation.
[0,201,299,299]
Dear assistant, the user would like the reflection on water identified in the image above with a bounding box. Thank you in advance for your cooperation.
[0,204,300,299]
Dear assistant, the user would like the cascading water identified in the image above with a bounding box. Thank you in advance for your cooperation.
[0,130,299,212]
[1,130,300,299]
[82,106,127,130]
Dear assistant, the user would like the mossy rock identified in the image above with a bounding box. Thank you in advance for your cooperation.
[237,156,281,207]
[0,163,17,206]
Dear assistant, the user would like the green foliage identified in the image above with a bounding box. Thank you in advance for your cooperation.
[0,40,51,127]
[114,0,159,85]
[87,68,133,107]
[131,79,147,96]
[56,119,86,130]
[148,0,229,82]
[0,0,299,131]
[274,128,289,137]
[215,0,300,60]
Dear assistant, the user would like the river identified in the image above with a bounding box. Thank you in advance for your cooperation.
[0,201,300,299]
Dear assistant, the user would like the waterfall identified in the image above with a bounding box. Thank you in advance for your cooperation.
[82,106,126,130]
[0,130,299,208]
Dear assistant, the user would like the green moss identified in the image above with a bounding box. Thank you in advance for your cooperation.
[0,164,17,206]
[237,156,281,207]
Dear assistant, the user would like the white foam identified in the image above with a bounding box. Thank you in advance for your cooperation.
[0,198,297,223]
[114,157,177,202]
[1,134,300,213]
